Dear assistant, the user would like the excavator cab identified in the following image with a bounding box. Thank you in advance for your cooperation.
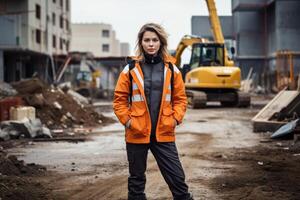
[190,43,225,69]
[181,43,225,80]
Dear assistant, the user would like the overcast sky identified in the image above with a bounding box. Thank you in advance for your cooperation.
[71,0,231,54]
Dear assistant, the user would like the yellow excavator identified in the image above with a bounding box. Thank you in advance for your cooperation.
[55,53,102,97]
[174,0,250,108]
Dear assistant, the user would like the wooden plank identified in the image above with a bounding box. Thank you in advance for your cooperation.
[252,90,300,122]
[33,137,87,142]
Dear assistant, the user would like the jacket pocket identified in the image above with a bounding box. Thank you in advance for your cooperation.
[159,107,175,135]
[128,108,147,136]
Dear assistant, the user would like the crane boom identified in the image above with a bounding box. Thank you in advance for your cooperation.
[205,0,224,43]
[205,0,234,66]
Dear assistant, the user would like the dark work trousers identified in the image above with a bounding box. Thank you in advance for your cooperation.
[126,139,191,200]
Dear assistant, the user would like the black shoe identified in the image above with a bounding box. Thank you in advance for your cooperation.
[188,193,194,200]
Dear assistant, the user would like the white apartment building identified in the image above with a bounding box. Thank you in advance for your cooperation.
[0,0,71,82]
[0,0,71,54]
[71,23,129,57]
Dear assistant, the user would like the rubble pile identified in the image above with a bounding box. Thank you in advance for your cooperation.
[11,78,112,129]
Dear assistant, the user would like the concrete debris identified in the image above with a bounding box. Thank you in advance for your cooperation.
[53,101,62,110]
[67,89,89,105]
[10,78,113,129]
[0,118,52,141]
[42,127,52,138]
[66,112,76,121]
[60,115,68,123]
[241,67,253,93]
[52,129,64,134]
[0,81,18,98]
[67,132,75,136]
[0,130,9,141]
[74,127,93,134]
[57,81,72,89]
[257,161,264,166]
[254,85,266,94]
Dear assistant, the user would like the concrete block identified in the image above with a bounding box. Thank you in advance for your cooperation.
[10,106,36,121]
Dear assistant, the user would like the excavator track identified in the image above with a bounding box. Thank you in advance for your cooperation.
[237,91,251,107]
[186,90,251,108]
[186,90,207,108]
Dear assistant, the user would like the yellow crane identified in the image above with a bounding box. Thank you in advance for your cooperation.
[174,0,250,108]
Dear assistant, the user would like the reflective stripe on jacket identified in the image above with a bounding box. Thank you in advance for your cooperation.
[113,57,187,144]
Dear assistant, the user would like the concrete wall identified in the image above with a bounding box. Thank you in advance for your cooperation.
[191,16,233,39]
[267,3,276,55]
[232,0,269,81]
[234,11,265,57]
[0,51,3,81]
[276,0,300,51]
[232,0,269,11]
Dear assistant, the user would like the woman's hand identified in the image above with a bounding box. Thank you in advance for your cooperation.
[173,118,178,128]
[125,119,132,129]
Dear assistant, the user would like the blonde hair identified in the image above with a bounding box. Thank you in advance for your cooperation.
[135,23,169,62]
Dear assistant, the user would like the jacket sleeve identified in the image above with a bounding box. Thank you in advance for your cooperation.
[113,66,131,125]
[172,65,187,124]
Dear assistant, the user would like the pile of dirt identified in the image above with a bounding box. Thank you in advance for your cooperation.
[0,151,45,176]
[0,151,51,200]
[209,144,300,200]
[11,78,114,129]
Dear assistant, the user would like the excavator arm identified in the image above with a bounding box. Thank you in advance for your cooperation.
[205,0,234,66]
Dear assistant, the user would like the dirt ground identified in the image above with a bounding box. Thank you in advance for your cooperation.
[1,97,300,200]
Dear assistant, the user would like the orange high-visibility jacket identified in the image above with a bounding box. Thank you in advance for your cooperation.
[113,57,187,144]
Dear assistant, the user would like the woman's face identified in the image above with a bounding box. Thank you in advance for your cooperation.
[141,31,161,56]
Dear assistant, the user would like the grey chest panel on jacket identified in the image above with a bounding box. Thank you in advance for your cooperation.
[142,61,164,134]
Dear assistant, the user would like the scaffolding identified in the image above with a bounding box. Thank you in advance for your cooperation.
[276,50,300,90]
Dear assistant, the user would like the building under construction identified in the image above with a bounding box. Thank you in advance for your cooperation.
[192,0,300,92]
[0,0,71,83]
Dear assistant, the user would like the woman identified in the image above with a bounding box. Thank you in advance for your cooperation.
[113,23,193,200]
